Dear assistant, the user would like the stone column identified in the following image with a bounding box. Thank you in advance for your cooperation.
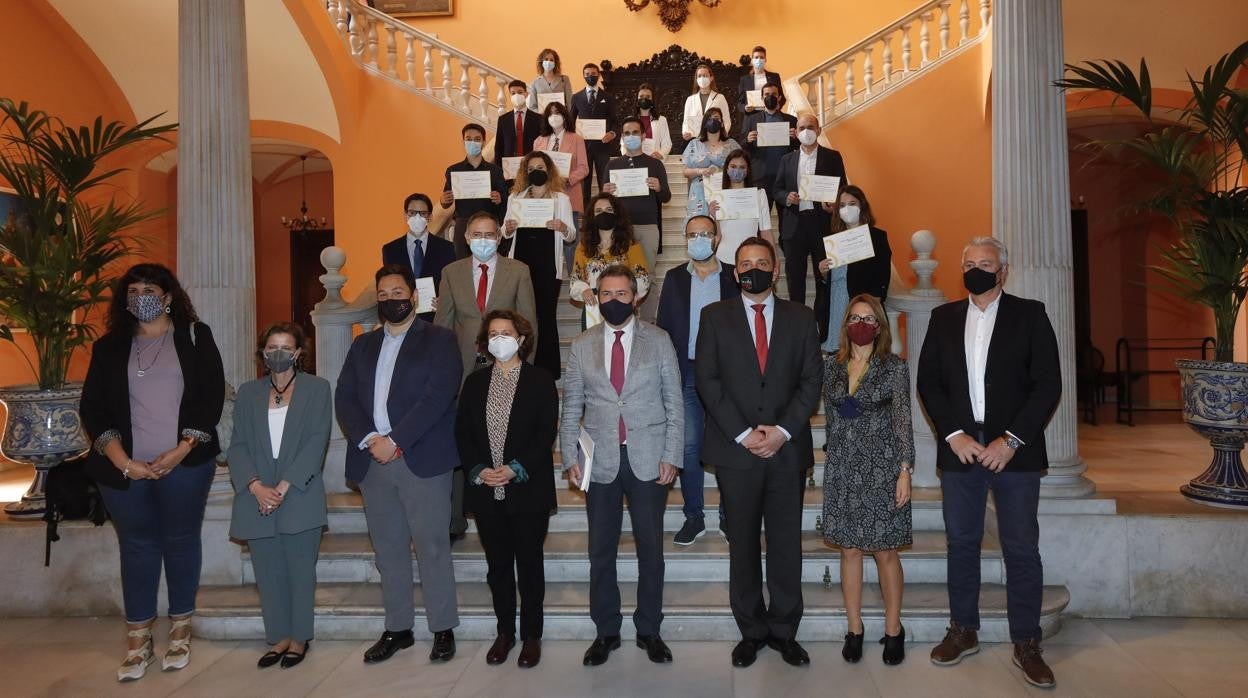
[177,0,255,392]
[992,0,1094,497]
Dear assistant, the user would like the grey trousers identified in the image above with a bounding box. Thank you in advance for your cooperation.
[248,527,322,644]
[359,459,460,633]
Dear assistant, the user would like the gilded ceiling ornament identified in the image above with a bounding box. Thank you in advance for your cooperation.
[622,0,723,33]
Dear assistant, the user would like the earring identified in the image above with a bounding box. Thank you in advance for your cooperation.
[164,305,172,314]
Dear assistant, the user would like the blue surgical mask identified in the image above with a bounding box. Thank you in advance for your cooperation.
[687,236,714,261]
[727,167,748,183]
[470,238,498,261]
[464,140,483,157]
[622,134,643,152]
[542,59,556,72]
[752,57,766,70]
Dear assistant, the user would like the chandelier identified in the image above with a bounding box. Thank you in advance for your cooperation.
[623,0,722,33]
[280,155,328,231]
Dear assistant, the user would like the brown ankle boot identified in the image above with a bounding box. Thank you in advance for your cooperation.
[1013,639,1056,688]
[930,621,979,666]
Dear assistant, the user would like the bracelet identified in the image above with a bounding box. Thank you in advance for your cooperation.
[122,460,133,479]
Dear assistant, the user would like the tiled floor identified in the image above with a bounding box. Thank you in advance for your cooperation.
[2,616,1245,697]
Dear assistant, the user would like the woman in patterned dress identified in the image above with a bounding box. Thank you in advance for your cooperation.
[822,293,915,666]
[569,192,650,328]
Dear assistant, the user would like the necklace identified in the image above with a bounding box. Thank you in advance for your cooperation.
[134,331,169,378]
[271,372,296,405]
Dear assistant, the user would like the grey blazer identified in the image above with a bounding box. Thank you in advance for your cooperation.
[227,374,332,540]
[434,255,538,378]
[559,319,683,484]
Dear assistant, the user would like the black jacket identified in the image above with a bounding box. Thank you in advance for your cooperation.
[655,261,740,382]
[736,69,783,121]
[847,226,893,301]
[80,322,225,489]
[493,108,542,163]
[772,146,848,242]
[917,293,1062,472]
[740,110,798,190]
[570,87,616,153]
[381,232,457,322]
[455,362,558,515]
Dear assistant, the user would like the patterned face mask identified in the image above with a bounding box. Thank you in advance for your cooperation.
[127,294,165,323]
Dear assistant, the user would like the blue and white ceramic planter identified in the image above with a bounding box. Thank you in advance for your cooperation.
[1176,359,1248,509]
[0,384,90,519]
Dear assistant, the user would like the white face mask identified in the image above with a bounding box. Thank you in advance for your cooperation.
[510,93,526,109]
[488,335,520,362]
[839,204,861,226]
[547,114,564,130]
[542,59,556,73]
[696,76,711,89]
[797,128,818,146]
[407,214,428,235]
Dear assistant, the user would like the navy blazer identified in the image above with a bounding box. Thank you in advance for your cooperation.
[334,319,462,484]
[570,87,616,152]
[772,146,848,242]
[736,69,783,121]
[655,261,740,382]
[381,232,456,321]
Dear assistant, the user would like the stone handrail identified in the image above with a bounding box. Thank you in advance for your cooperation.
[325,0,520,128]
[789,0,991,126]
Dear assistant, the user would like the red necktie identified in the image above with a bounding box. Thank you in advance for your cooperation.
[515,112,524,156]
[476,264,489,312]
[753,304,768,373]
[611,330,626,442]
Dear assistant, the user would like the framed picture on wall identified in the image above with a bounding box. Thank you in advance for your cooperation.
[370,0,454,18]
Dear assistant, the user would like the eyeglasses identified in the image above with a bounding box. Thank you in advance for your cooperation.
[685,231,714,240]
[848,314,878,325]
[405,211,430,219]
[466,231,499,240]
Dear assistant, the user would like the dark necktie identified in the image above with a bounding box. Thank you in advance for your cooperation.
[753,304,768,372]
[588,89,596,105]
[611,330,626,442]
[410,238,424,279]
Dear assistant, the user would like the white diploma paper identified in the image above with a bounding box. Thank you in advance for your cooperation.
[822,224,877,268]
[799,174,841,203]
[756,120,790,147]
[515,198,555,228]
[610,168,651,198]
[713,187,760,221]
[541,150,573,177]
[414,277,436,314]
[576,118,607,140]
[536,92,565,111]
[584,301,603,329]
[500,156,523,180]
[576,428,595,491]
[745,89,764,108]
[450,171,491,200]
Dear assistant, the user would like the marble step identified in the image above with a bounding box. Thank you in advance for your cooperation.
[324,487,946,535]
[241,528,985,587]
[195,581,1068,643]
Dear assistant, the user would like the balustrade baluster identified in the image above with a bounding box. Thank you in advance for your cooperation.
[863,48,874,96]
[920,14,932,66]
[844,57,855,106]
[460,64,470,111]
[882,35,893,84]
[827,67,837,118]
[385,26,398,78]
[478,72,489,118]
[404,35,416,86]
[348,11,362,57]
[333,0,348,38]
[901,24,912,73]
[496,77,507,119]
[980,0,991,34]
[422,42,433,91]
[442,54,452,103]
[959,0,971,43]
[939,3,951,54]
[365,18,378,67]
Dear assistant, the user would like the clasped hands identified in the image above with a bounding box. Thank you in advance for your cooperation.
[479,464,518,487]
[567,461,677,487]
[948,433,1016,473]
[742,425,787,459]
[249,479,290,516]
[118,441,191,480]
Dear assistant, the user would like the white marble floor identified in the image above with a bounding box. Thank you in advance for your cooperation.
[2,616,1245,697]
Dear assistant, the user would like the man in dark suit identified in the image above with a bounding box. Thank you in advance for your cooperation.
[570,62,617,210]
[917,236,1060,689]
[336,264,463,665]
[381,192,457,322]
[736,45,782,124]
[655,215,740,545]
[772,113,848,341]
[440,123,508,259]
[494,79,542,174]
[741,81,797,222]
[695,237,822,669]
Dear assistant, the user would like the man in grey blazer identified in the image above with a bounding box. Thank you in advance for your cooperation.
[560,264,683,667]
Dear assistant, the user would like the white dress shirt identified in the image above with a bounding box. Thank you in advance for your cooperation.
[734,293,791,443]
[944,293,1023,445]
[472,255,498,305]
[752,72,769,90]
[798,146,817,211]
[602,316,636,377]
[406,230,429,270]
[359,324,410,449]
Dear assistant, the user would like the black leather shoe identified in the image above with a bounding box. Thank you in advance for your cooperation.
[636,634,673,663]
[767,637,811,666]
[486,635,515,665]
[257,649,286,668]
[881,626,906,665]
[582,636,621,666]
[842,630,864,663]
[732,638,767,667]
[430,630,456,662]
[364,630,415,663]
[449,531,466,544]
[517,638,541,668]
[281,641,309,669]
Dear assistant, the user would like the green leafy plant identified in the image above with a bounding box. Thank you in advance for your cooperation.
[1055,42,1248,363]
[0,99,176,389]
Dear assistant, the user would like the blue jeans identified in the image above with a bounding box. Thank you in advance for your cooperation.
[99,461,216,623]
[679,367,723,524]
[941,466,1043,643]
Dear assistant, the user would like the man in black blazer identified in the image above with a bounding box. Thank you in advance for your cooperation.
[741,81,797,221]
[494,79,542,177]
[695,236,822,669]
[772,113,848,342]
[736,45,782,124]
[335,264,463,665]
[440,123,508,259]
[655,215,740,545]
[917,236,1060,689]
[570,62,617,210]
[381,192,457,323]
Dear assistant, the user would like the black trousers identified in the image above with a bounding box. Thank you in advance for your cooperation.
[585,446,668,637]
[581,145,612,209]
[473,501,551,640]
[512,228,561,378]
[783,209,830,341]
[717,459,805,641]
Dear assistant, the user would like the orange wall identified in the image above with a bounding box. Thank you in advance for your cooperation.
[254,170,336,333]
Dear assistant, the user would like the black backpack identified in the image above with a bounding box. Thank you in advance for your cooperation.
[43,455,108,565]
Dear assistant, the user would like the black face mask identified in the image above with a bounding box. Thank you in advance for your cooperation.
[600,299,634,326]
[763,94,779,110]
[527,169,549,187]
[704,118,723,134]
[593,211,618,230]
[738,268,774,294]
[963,267,999,295]
[585,74,599,87]
[378,298,414,324]
[637,98,653,110]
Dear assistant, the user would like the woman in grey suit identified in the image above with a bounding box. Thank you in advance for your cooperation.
[228,323,332,669]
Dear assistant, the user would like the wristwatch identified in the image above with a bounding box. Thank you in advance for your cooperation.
[901,464,915,475]
[1004,433,1023,450]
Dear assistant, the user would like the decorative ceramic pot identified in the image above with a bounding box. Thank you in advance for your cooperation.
[0,384,90,519]
[1176,359,1248,508]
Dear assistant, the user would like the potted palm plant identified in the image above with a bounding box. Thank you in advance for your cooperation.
[0,98,175,518]
[1056,41,1248,508]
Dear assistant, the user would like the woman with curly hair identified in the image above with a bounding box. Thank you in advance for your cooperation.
[569,192,650,328]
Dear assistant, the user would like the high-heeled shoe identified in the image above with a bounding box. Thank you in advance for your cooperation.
[162,616,193,671]
[842,628,864,663]
[281,640,310,669]
[117,625,155,682]
[880,625,906,665]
